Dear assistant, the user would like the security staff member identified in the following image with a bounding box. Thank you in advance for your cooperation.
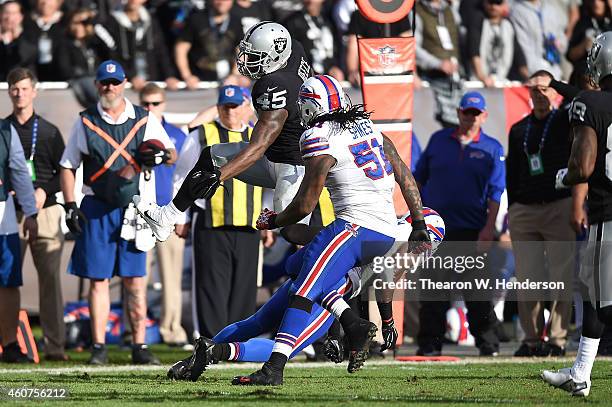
[506,70,575,357]
[5,67,67,361]
[414,91,505,356]
[59,60,176,365]
[174,85,262,338]
[0,118,38,363]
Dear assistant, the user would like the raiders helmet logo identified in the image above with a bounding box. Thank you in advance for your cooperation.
[274,38,288,54]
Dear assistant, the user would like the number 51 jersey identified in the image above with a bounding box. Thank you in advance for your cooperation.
[570,90,612,223]
[300,118,398,238]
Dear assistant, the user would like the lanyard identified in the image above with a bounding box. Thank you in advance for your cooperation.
[29,117,38,161]
[523,110,556,156]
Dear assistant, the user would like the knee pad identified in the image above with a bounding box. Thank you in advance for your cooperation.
[288,295,313,313]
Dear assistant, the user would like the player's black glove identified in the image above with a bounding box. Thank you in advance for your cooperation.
[137,142,170,167]
[381,319,398,352]
[409,219,432,254]
[187,168,222,200]
[63,202,88,235]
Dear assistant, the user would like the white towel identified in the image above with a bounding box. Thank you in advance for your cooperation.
[120,170,156,252]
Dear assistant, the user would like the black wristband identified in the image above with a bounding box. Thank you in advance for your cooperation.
[412,219,426,230]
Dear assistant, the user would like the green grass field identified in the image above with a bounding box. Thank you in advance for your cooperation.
[1,347,611,406]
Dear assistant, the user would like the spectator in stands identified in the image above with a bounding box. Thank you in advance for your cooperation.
[59,60,176,365]
[345,10,412,86]
[5,68,67,361]
[269,0,303,22]
[0,120,38,363]
[283,0,344,80]
[506,70,575,356]
[0,0,37,81]
[175,0,243,88]
[138,83,188,347]
[511,0,568,79]
[106,0,179,91]
[231,0,272,35]
[174,85,262,338]
[414,91,504,356]
[467,0,529,86]
[22,0,66,81]
[56,8,113,108]
[415,0,463,127]
[567,0,612,71]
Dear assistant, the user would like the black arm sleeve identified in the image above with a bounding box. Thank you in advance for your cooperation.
[550,79,580,101]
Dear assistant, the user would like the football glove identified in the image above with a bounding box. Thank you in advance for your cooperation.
[63,202,87,235]
[138,142,170,167]
[381,319,398,352]
[409,219,432,254]
[187,168,222,200]
[256,208,278,230]
[555,168,570,190]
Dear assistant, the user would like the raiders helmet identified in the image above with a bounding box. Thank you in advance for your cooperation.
[237,22,292,80]
[588,31,612,85]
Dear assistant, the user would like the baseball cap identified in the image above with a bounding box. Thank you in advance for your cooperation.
[459,91,486,112]
[218,85,244,106]
[96,60,126,82]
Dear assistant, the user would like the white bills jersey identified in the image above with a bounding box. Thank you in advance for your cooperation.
[300,118,397,238]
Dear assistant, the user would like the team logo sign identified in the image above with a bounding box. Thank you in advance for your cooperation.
[356,0,414,24]
[376,45,398,66]
[274,37,288,54]
[106,64,116,73]
[225,87,235,97]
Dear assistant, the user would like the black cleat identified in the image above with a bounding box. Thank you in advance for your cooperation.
[183,337,214,381]
[88,344,108,365]
[167,356,191,380]
[232,363,283,386]
[323,336,345,363]
[1,342,32,363]
[132,344,160,365]
[345,319,377,373]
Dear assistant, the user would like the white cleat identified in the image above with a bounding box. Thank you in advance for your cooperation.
[541,367,591,397]
[133,195,173,242]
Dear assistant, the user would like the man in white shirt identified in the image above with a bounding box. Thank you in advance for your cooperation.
[0,119,38,363]
[59,60,176,365]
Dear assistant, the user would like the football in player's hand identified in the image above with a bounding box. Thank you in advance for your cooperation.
[138,139,168,167]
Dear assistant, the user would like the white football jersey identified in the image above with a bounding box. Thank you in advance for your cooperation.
[300,118,397,238]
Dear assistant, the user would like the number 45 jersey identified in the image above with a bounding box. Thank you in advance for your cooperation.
[300,118,398,238]
[252,39,311,166]
[570,90,612,223]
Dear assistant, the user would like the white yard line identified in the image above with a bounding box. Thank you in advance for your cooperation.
[1,357,606,375]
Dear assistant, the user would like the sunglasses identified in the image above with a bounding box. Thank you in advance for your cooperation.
[461,109,483,117]
[142,101,164,107]
[99,79,122,86]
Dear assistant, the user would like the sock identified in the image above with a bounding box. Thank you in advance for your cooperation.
[321,293,350,319]
[328,319,342,339]
[211,343,232,361]
[378,301,393,323]
[93,343,105,349]
[572,336,600,382]
[133,343,147,351]
[339,307,361,329]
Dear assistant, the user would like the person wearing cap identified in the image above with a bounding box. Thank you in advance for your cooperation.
[138,82,188,347]
[414,90,505,357]
[506,70,575,357]
[186,85,255,132]
[59,60,177,365]
[173,85,263,338]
